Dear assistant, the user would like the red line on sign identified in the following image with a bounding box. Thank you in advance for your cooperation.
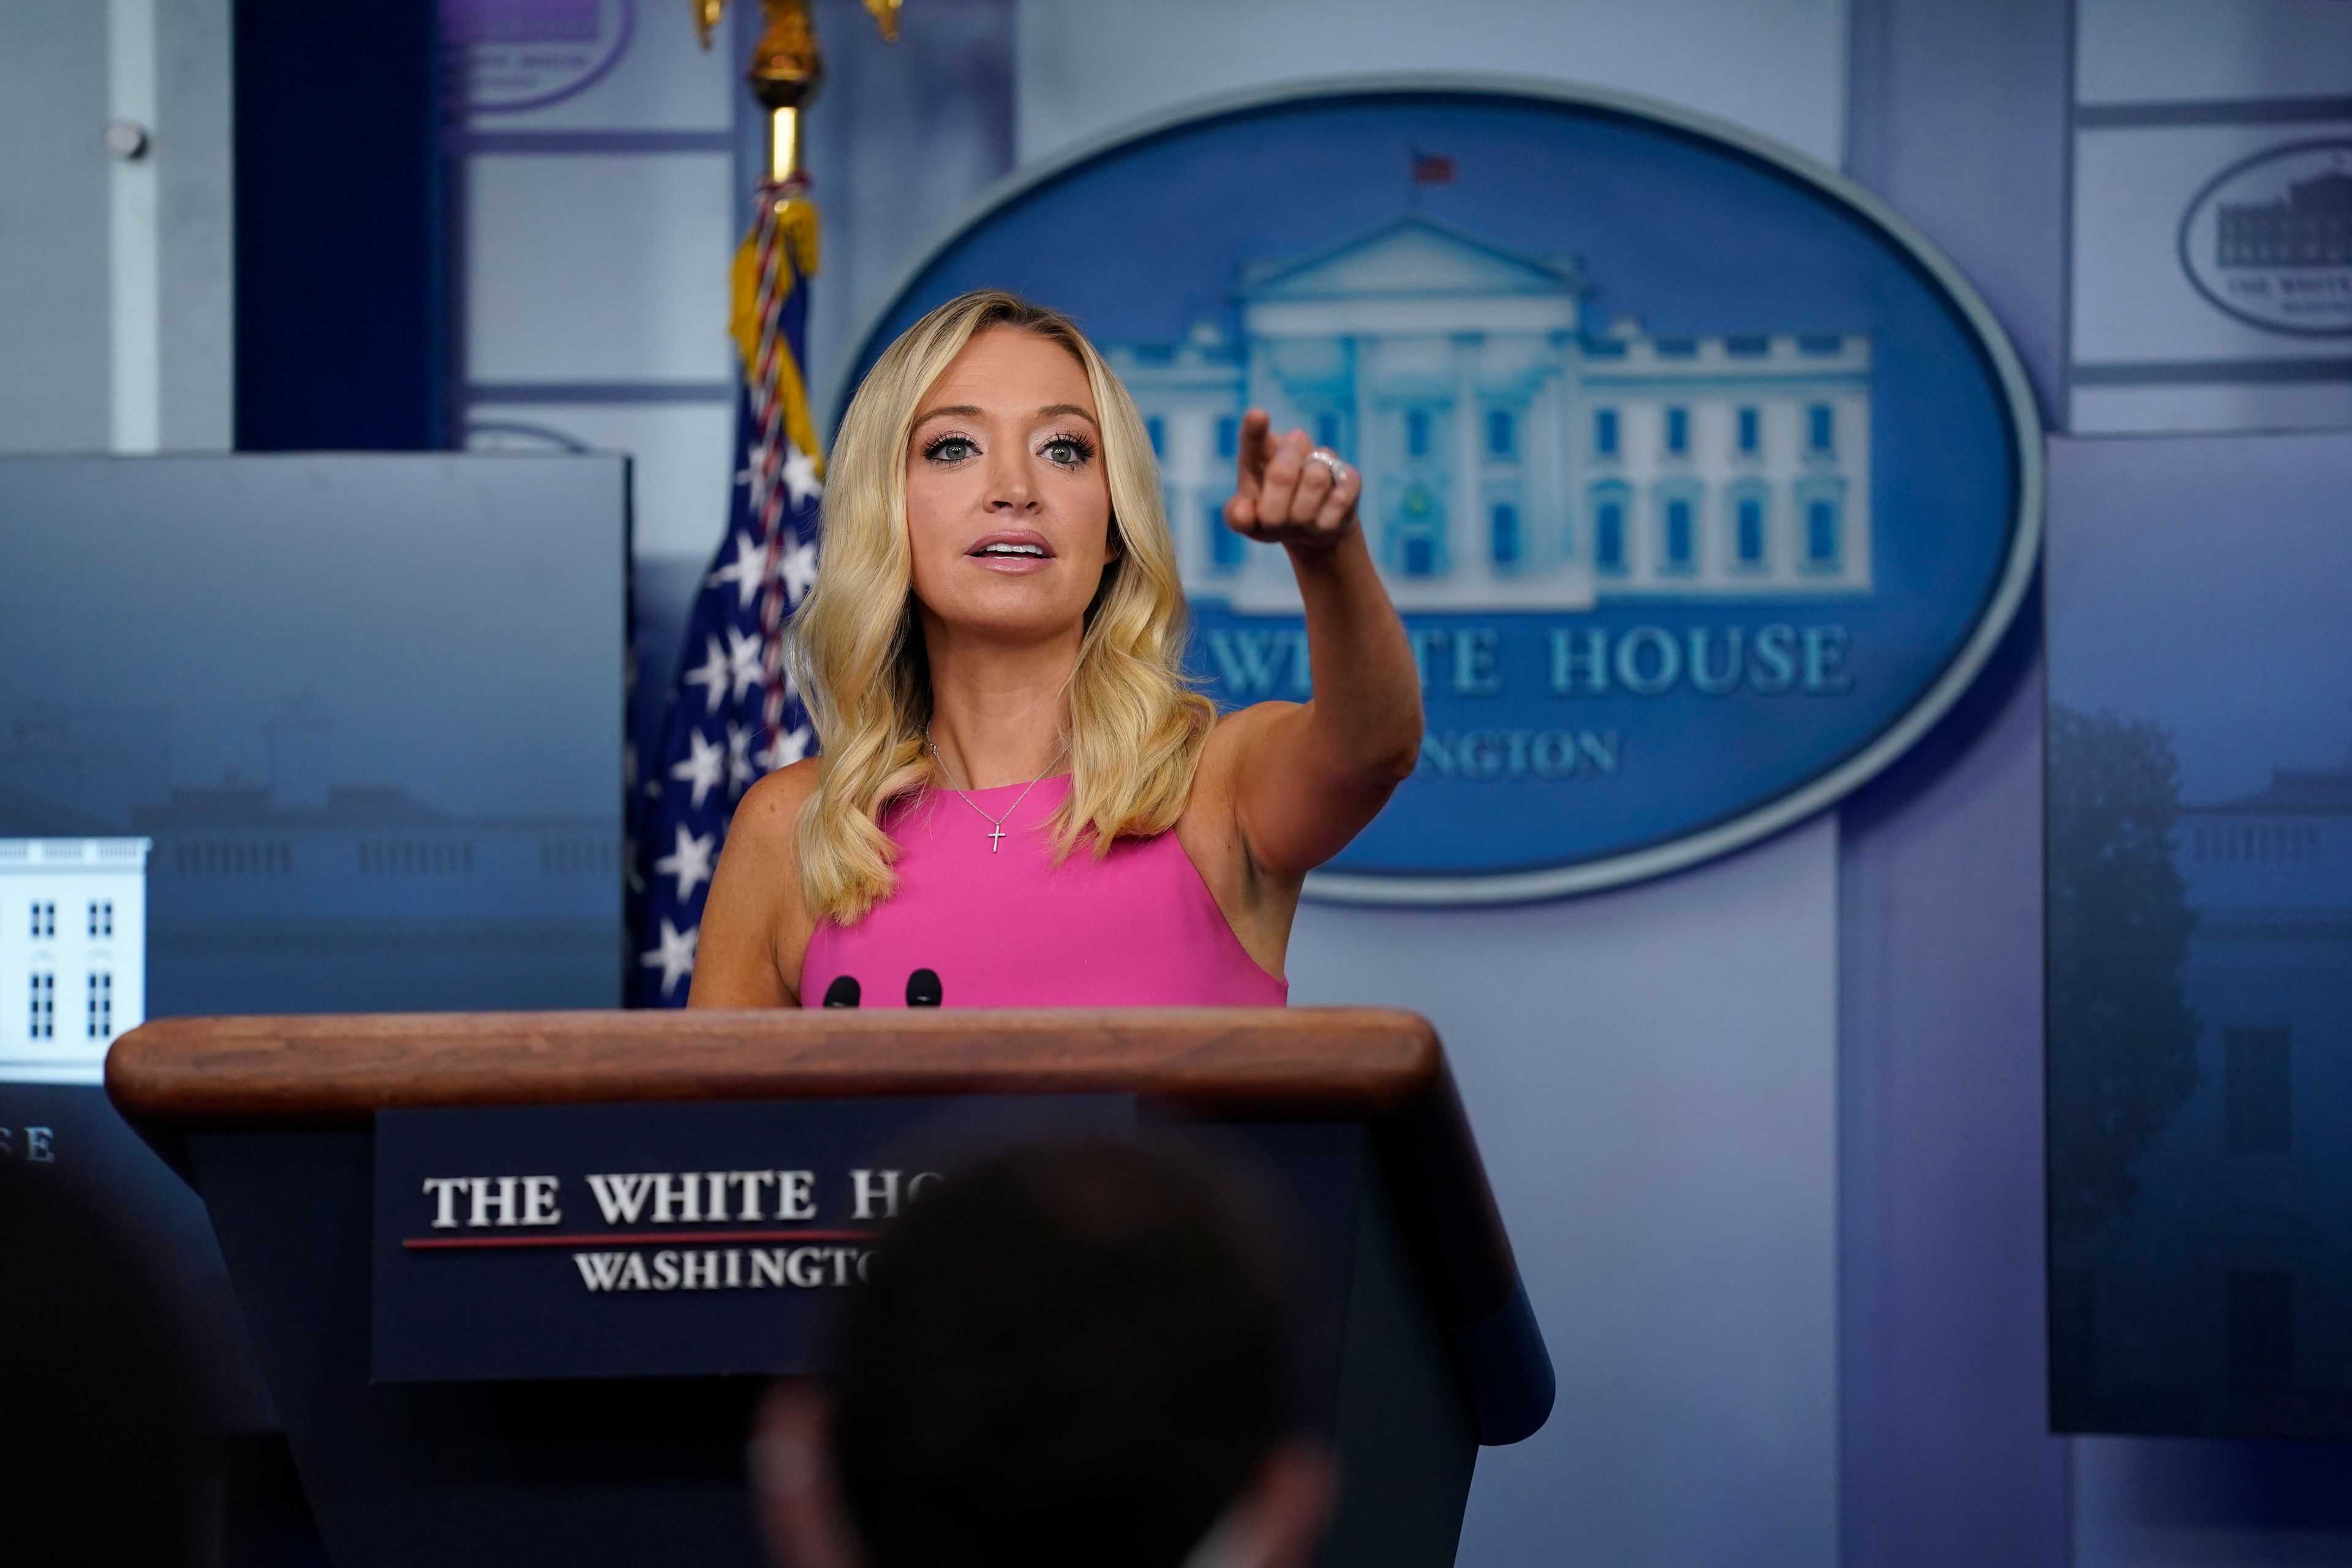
[402,1228,880,1251]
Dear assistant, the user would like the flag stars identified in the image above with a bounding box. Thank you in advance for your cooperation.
[725,722,758,795]
[653,823,716,900]
[779,538,818,604]
[725,627,766,701]
[758,725,812,774]
[639,919,699,998]
[782,445,823,506]
[709,531,768,610]
[682,635,729,714]
[670,728,726,810]
[640,359,825,1007]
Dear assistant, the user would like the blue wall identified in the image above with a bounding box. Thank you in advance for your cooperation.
[1839,0,2071,1560]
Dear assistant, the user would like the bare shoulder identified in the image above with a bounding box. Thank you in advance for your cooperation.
[728,757,823,851]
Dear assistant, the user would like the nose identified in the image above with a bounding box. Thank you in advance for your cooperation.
[983,444,1039,515]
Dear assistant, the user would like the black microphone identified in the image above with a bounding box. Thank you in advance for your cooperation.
[905,967,943,1008]
[822,975,861,1008]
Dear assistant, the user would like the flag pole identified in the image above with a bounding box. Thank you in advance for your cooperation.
[736,0,825,758]
[747,0,821,195]
[695,0,903,193]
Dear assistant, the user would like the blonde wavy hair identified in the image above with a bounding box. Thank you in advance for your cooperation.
[791,290,1216,923]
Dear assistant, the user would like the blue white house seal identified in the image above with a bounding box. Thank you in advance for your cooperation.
[844,78,2043,904]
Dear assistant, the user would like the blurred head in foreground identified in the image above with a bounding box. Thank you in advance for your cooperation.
[752,1141,1332,1568]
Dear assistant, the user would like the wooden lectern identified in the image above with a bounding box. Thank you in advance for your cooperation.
[108,1008,1551,1568]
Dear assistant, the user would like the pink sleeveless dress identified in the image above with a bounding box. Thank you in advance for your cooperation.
[799,775,1287,1008]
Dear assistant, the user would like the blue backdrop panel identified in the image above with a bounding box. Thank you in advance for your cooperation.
[2046,431,2352,1439]
[0,454,628,1014]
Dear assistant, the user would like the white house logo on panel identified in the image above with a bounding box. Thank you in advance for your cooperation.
[1112,216,1874,615]
[2179,140,2352,336]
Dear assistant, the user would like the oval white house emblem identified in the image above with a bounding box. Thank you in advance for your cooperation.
[2178,138,2352,336]
[845,80,2043,904]
[441,0,636,116]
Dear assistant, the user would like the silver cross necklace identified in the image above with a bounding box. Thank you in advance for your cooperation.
[925,728,1069,853]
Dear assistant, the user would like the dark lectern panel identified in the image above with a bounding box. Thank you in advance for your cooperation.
[1323,1175,1481,1568]
[188,1117,1482,1568]
[193,1127,769,1568]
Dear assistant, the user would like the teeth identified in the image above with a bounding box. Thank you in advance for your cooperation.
[979,543,1046,556]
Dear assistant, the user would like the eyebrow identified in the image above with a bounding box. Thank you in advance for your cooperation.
[913,402,1099,426]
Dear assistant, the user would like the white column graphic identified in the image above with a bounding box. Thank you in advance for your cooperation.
[1450,333,1488,592]
[1352,335,1379,571]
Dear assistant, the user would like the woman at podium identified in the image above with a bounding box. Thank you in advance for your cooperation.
[692,290,1418,1009]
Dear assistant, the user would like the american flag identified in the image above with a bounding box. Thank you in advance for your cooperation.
[630,179,824,1005]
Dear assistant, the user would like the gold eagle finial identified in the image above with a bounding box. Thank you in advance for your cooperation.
[693,0,902,57]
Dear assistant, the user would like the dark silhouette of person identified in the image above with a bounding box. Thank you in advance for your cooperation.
[750,1141,1332,1568]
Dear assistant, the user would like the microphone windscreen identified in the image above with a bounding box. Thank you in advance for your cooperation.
[905,967,943,1008]
[823,975,861,1008]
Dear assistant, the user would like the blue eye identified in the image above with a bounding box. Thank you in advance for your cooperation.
[1040,433,1095,467]
[923,435,977,464]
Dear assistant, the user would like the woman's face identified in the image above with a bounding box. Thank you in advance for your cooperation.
[902,326,1117,647]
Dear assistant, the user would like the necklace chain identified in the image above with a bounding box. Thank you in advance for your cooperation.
[924,729,1069,854]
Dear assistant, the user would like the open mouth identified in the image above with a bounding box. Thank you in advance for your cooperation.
[967,532,1055,564]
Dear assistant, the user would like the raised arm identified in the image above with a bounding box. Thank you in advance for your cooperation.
[1212,410,1420,878]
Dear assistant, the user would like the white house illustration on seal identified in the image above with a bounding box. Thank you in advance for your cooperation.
[1106,216,1873,612]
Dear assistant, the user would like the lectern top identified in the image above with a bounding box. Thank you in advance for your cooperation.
[106,1006,1441,1128]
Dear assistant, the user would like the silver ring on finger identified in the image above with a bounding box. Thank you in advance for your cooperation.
[1306,448,1349,482]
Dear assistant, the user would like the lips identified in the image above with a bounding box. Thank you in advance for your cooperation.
[967,530,1056,571]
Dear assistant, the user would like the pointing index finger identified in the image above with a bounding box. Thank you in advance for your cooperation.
[1257,429,1308,529]
[1234,409,1273,486]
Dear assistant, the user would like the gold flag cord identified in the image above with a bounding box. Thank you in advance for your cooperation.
[697,0,902,472]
